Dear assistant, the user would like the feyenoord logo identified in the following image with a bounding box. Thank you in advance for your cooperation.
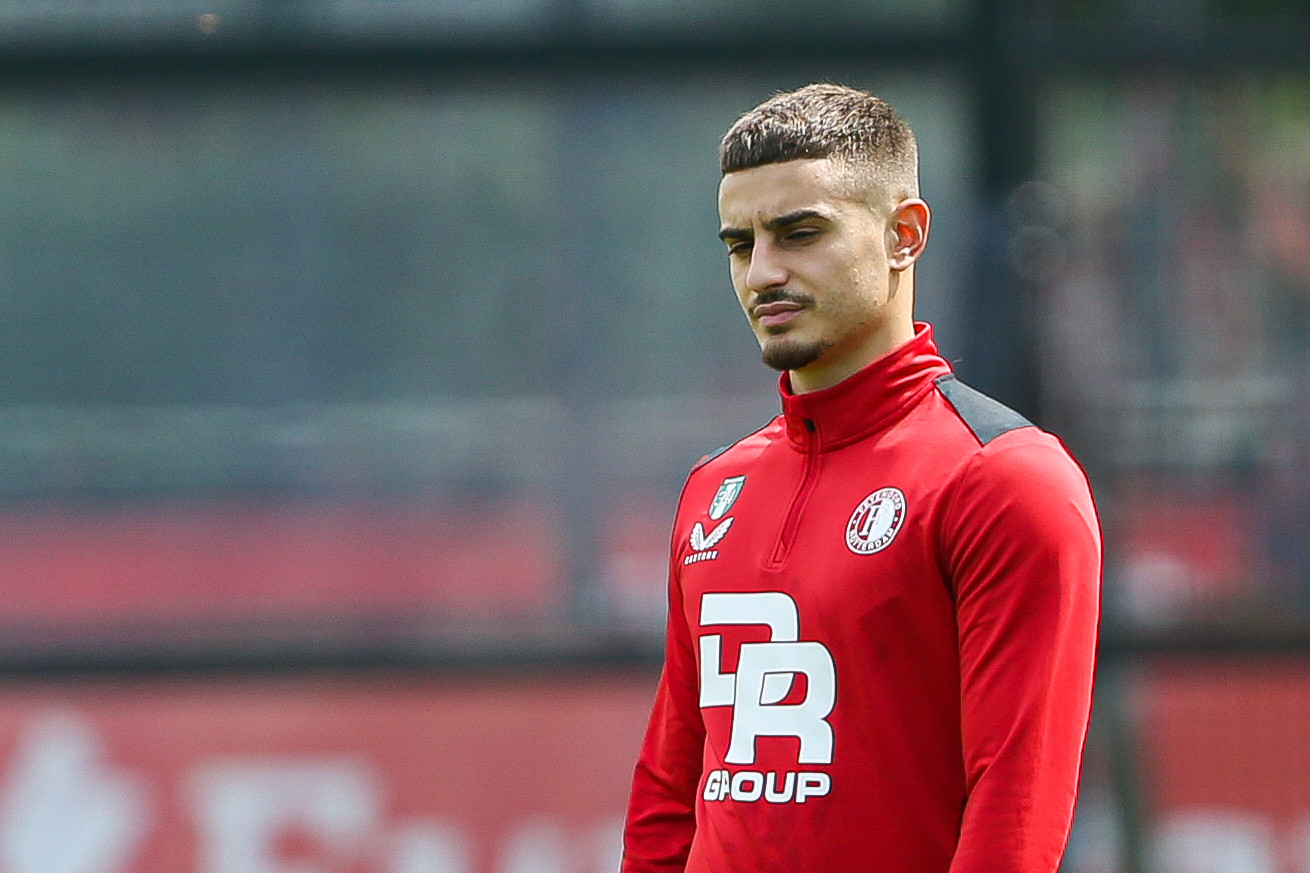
[845,487,906,555]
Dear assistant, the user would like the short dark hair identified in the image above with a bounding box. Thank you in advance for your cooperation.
[719,84,919,200]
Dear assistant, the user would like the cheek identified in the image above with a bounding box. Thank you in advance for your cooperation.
[726,264,747,301]
[734,286,760,329]
[848,255,890,300]
[732,276,752,311]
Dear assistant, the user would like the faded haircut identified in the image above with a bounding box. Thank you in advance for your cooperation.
[719,83,920,203]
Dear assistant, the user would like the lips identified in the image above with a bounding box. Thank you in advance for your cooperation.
[754,300,805,329]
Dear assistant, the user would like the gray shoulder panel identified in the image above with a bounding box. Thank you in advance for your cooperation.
[691,443,731,471]
[933,374,1034,445]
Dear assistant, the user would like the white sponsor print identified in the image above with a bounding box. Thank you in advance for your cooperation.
[698,592,836,805]
[685,517,734,565]
[701,769,831,805]
[689,518,733,553]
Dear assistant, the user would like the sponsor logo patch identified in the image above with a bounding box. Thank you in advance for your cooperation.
[686,517,733,565]
[690,518,733,552]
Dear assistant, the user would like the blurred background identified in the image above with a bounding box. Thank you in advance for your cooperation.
[0,0,1306,871]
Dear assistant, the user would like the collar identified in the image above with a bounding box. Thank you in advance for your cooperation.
[779,322,953,451]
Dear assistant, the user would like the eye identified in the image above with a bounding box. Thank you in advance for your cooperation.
[725,240,753,257]
[786,227,820,244]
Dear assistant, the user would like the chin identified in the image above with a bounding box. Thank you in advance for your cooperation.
[761,337,825,373]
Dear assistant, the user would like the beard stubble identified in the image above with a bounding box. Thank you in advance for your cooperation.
[760,335,828,372]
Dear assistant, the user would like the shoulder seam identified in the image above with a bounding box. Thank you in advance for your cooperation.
[689,414,778,473]
[691,443,731,471]
[933,374,1034,445]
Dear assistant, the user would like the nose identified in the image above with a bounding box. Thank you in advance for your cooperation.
[744,239,788,291]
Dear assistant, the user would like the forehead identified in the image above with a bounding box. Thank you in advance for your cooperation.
[717,158,854,225]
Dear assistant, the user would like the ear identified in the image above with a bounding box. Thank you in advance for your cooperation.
[887,198,931,272]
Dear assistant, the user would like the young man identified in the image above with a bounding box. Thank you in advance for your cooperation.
[620,84,1101,872]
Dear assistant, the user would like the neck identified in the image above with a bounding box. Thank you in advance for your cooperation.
[789,315,916,394]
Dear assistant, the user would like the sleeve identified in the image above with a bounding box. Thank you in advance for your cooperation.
[620,539,706,872]
[941,433,1102,873]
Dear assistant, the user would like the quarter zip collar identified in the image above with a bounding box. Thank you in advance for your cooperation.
[779,322,952,452]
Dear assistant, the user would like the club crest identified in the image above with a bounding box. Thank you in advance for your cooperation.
[845,487,907,555]
[709,475,746,521]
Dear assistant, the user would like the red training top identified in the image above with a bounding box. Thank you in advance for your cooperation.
[622,324,1101,873]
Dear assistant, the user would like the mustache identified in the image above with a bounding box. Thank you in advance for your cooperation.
[752,289,815,307]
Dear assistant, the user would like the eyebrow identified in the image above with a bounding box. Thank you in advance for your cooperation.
[717,208,829,243]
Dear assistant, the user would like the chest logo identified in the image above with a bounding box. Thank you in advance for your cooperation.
[690,518,733,553]
[686,476,745,564]
[709,475,746,520]
[845,487,907,555]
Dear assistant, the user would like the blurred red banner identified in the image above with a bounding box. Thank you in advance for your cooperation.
[1138,662,1310,873]
[0,674,653,873]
